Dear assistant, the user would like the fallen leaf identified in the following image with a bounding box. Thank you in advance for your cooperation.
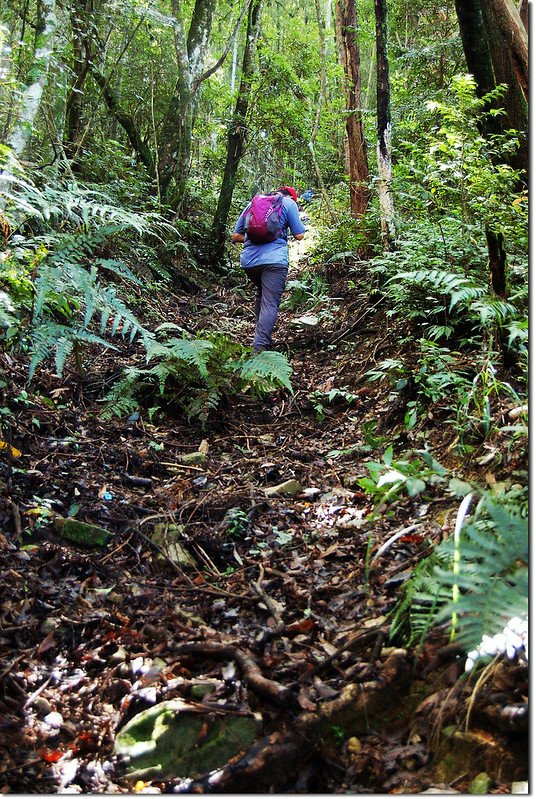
[347,736,362,754]
[398,534,425,544]
[0,441,22,458]
[298,686,317,711]
[39,750,63,764]
[286,618,315,634]
[37,632,57,657]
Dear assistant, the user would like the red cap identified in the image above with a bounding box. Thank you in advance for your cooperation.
[277,186,298,203]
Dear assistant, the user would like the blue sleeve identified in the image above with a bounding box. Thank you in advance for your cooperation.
[234,204,251,234]
[285,199,306,235]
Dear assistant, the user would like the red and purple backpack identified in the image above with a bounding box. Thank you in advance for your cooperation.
[244,192,284,244]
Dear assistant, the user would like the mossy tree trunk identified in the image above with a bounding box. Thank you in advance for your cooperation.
[158,0,217,205]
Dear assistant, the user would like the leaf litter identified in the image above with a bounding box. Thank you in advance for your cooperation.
[0,261,527,793]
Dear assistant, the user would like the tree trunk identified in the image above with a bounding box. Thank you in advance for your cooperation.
[374,0,396,249]
[478,0,528,178]
[309,0,334,215]
[486,0,528,98]
[453,0,522,300]
[64,0,93,168]
[7,0,57,158]
[211,0,263,265]
[159,0,217,204]
[334,0,370,218]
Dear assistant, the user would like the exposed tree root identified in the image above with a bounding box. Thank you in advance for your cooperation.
[186,648,413,792]
[171,642,294,706]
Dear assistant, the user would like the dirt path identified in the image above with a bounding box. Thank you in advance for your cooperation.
[0,253,527,793]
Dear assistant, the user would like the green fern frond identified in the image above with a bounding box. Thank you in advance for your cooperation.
[239,351,293,392]
[29,323,119,379]
[185,387,222,423]
[95,258,142,286]
[54,337,74,376]
[164,338,214,380]
[470,298,517,325]
[396,489,528,650]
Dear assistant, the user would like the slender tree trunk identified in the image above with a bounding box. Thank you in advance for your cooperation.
[64,0,93,168]
[309,0,333,215]
[158,0,217,203]
[211,0,263,265]
[7,0,57,158]
[334,0,370,218]
[89,63,156,180]
[374,0,396,249]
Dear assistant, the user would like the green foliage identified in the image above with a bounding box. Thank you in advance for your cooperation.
[239,350,293,393]
[105,333,293,424]
[223,507,250,540]
[372,75,527,366]
[424,77,525,240]
[358,446,448,504]
[282,272,328,312]
[0,154,177,376]
[364,337,523,449]
[309,386,360,421]
[309,206,376,264]
[453,351,522,448]
[366,340,471,403]
[392,487,528,651]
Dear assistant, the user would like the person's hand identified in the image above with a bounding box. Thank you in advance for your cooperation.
[232,233,245,244]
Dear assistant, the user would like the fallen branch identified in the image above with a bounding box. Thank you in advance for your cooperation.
[252,564,284,625]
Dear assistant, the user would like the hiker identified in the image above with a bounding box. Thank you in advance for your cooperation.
[232,186,305,353]
[300,188,315,205]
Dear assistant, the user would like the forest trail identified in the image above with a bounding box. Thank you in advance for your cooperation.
[0,249,527,794]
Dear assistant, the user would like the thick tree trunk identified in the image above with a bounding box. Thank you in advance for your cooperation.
[374,0,396,249]
[478,0,528,178]
[211,0,263,265]
[486,0,528,97]
[334,0,370,218]
[7,0,57,158]
[455,0,527,175]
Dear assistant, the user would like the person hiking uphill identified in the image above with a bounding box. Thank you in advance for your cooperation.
[232,186,305,353]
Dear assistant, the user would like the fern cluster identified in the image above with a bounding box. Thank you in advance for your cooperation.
[104,332,293,423]
[0,152,177,376]
[391,487,528,652]
[369,76,527,366]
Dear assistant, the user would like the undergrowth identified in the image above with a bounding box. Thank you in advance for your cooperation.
[391,485,528,653]
[103,331,293,424]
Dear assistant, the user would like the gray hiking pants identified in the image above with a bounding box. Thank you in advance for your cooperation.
[244,264,288,351]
